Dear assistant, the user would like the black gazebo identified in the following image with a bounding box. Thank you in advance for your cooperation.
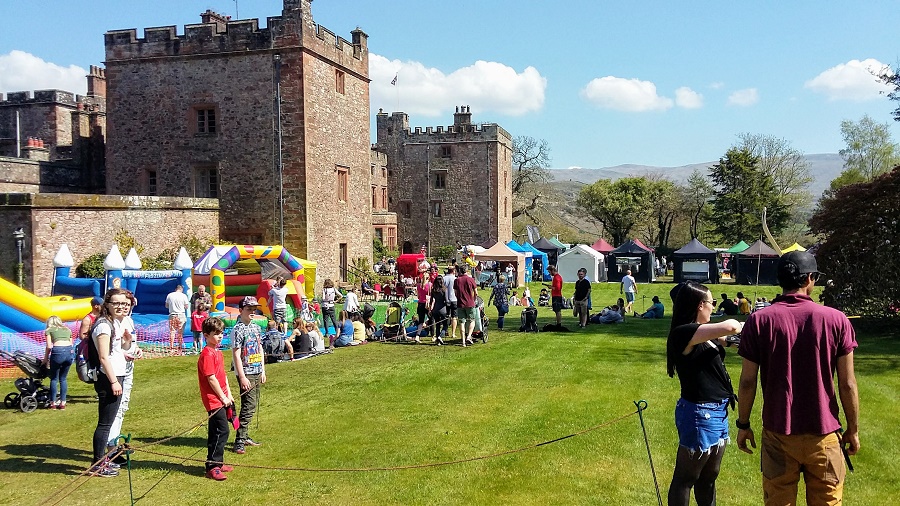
[733,240,780,285]
[608,240,656,283]
[672,238,719,283]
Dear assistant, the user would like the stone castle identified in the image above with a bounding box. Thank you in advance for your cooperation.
[0,0,512,294]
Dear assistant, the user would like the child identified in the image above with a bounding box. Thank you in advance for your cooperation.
[190,303,210,354]
[538,288,550,307]
[510,291,520,306]
[264,319,294,362]
[197,317,234,481]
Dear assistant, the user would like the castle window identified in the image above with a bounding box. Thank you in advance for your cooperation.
[336,165,349,202]
[147,170,157,196]
[504,197,508,218]
[194,165,219,198]
[431,200,443,218]
[335,70,345,94]
[382,166,387,178]
[440,145,452,158]
[195,108,217,134]
[381,187,387,209]
[372,185,378,209]
[401,200,411,218]
[374,227,383,242]
[433,171,447,190]
[370,164,375,176]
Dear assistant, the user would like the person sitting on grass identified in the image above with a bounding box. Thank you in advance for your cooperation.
[636,295,665,319]
[591,305,624,324]
[332,310,357,348]
[264,319,294,361]
[351,314,367,345]
[197,316,234,481]
[713,293,739,316]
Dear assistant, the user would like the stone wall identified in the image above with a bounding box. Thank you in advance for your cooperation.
[0,193,218,296]
[0,157,99,193]
[103,0,372,290]
[375,110,513,254]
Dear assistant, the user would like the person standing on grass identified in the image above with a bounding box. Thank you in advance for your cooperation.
[268,277,289,332]
[321,279,339,337]
[544,265,564,327]
[487,274,510,330]
[666,281,743,506]
[190,284,212,312]
[107,293,141,466]
[197,316,235,481]
[165,284,189,354]
[428,275,448,344]
[736,251,859,505]
[89,288,136,477]
[232,296,266,455]
[621,269,638,314]
[572,268,591,328]
[453,264,478,347]
[443,266,460,342]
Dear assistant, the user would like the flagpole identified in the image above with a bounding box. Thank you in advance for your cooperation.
[394,72,400,112]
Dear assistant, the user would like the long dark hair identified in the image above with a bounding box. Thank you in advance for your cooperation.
[666,281,709,377]
[431,275,444,294]
[98,288,135,320]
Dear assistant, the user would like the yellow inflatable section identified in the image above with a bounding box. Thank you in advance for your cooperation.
[0,276,93,323]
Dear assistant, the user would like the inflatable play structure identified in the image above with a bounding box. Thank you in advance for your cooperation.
[192,245,316,320]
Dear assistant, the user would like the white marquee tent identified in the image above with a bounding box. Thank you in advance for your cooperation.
[557,244,607,282]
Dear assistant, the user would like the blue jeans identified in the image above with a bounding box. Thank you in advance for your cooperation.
[48,345,74,404]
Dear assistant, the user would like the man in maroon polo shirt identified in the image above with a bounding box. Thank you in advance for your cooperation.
[736,251,859,505]
[453,265,478,347]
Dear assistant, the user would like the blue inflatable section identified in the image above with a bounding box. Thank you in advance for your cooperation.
[53,276,103,299]
[0,300,45,333]
[131,278,180,314]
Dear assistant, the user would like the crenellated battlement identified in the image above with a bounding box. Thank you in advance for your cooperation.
[0,90,77,107]
[378,110,506,141]
[105,1,367,68]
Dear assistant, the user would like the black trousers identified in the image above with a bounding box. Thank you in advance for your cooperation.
[206,408,230,470]
[93,375,125,463]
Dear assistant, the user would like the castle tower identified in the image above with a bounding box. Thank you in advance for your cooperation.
[375,108,513,255]
[103,0,371,286]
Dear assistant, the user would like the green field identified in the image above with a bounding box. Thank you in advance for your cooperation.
[1,282,897,505]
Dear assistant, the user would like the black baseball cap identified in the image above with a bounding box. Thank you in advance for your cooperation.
[777,251,824,276]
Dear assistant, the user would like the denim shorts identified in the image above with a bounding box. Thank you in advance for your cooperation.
[674,398,730,455]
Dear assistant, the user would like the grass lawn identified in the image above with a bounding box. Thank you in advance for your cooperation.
[1,282,897,505]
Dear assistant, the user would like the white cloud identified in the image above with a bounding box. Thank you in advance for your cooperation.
[369,54,546,117]
[0,50,87,95]
[805,58,894,101]
[727,88,759,107]
[675,87,703,109]
[580,76,673,112]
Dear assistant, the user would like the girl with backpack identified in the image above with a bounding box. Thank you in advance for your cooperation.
[487,275,510,330]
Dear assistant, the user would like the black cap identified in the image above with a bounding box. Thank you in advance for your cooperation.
[778,251,823,276]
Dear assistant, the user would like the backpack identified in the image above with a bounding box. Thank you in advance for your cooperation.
[519,308,539,333]
[76,317,111,383]
[262,331,285,363]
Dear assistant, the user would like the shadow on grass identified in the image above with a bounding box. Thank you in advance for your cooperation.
[0,443,91,474]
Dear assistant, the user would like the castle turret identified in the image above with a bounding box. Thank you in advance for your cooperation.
[86,65,106,98]
[453,105,472,126]
[200,9,230,33]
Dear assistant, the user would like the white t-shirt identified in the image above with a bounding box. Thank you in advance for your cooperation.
[622,275,637,293]
[345,291,360,312]
[269,286,289,310]
[165,291,189,316]
[92,317,129,377]
[322,287,337,308]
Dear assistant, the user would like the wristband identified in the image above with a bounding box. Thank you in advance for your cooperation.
[735,419,751,430]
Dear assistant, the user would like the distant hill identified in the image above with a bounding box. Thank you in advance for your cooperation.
[550,153,844,199]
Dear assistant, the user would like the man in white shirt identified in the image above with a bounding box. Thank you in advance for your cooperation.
[344,286,360,314]
[620,269,638,314]
[442,266,459,341]
[165,284,190,354]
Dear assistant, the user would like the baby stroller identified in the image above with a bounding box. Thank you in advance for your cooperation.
[519,307,539,332]
[1,349,52,413]
[470,296,489,343]
[380,301,406,341]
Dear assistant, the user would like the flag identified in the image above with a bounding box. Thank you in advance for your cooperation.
[391,74,397,86]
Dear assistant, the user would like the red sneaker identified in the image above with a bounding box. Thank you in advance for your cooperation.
[205,467,227,481]
[220,464,234,472]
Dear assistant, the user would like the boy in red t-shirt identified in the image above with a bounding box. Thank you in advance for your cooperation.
[197,317,234,481]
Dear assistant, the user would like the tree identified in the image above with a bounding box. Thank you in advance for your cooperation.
[877,63,900,122]
[838,115,900,182]
[576,177,654,246]
[637,176,678,250]
[511,136,552,221]
[679,168,714,239]
[708,148,790,242]
[810,167,900,319]
[737,133,813,209]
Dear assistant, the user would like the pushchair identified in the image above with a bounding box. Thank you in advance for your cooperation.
[380,301,406,341]
[469,296,489,343]
[519,307,539,332]
[1,349,52,413]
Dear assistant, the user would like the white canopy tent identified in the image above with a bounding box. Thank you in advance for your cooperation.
[474,242,526,287]
[557,244,607,282]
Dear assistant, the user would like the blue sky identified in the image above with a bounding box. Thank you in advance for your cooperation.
[2,0,898,168]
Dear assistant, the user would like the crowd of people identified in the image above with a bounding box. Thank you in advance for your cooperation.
[32,247,859,500]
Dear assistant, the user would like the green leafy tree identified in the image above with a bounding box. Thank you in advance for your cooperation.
[838,114,900,182]
[680,168,715,239]
[737,133,813,209]
[576,177,654,246]
[708,148,790,242]
[810,167,900,318]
